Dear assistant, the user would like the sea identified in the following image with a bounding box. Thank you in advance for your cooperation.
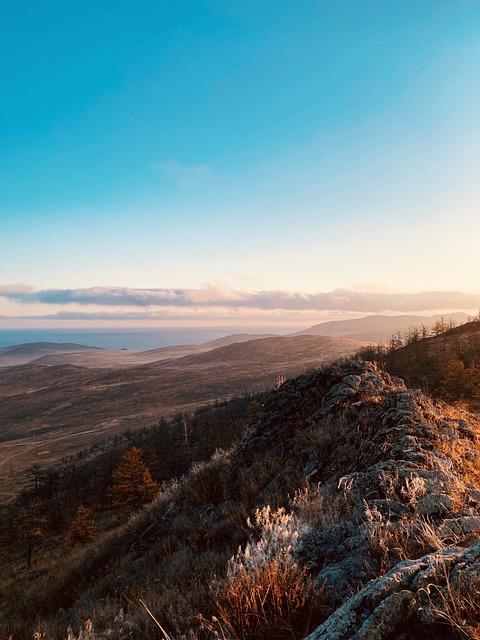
[0,327,289,351]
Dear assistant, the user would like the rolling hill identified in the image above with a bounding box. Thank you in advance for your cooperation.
[0,333,279,369]
[294,312,469,342]
[0,333,369,503]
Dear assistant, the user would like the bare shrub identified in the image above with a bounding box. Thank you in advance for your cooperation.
[210,506,329,640]
[215,557,324,640]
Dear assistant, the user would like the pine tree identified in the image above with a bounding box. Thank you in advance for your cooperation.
[66,505,96,546]
[13,500,46,567]
[108,446,158,509]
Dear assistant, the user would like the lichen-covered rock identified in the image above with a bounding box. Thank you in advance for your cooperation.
[227,359,480,629]
[416,492,454,515]
[305,541,480,640]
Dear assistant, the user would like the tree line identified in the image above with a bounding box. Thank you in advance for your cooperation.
[356,315,480,404]
[0,391,266,567]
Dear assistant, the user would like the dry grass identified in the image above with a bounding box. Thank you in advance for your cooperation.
[415,564,480,639]
[290,481,354,530]
[213,557,326,640]
[363,503,450,573]
[203,506,330,640]
[436,424,480,490]
[178,450,231,508]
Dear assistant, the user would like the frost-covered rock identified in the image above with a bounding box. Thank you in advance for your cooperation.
[230,360,480,617]
[305,541,480,640]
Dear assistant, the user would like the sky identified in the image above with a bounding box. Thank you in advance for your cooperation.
[2,0,480,330]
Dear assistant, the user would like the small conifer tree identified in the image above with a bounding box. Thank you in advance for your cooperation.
[13,500,46,567]
[108,446,158,509]
[66,505,96,547]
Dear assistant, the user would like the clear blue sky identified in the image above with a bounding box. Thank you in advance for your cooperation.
[2,1,480,327]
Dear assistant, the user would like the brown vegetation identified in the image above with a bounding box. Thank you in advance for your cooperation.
[2,332,480,638]
[66,505,96,547]
[0,334,367,502]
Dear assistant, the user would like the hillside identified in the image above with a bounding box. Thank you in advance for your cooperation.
[148,334,367,370]
[0,333,279,369]
[0,334,368,503]
[2,359,480,638]
[295,312,469,342]
[0,342,102,367]
[358,319,480,408]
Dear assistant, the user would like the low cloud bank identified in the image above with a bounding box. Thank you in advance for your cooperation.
[1,284,479,314]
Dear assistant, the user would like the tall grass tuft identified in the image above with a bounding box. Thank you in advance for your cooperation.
[210,506,329,640]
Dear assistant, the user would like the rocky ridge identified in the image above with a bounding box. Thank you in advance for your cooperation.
[229,359,480,638]
[5,358,480,639]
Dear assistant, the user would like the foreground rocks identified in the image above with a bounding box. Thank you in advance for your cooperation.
[230,359,480,638]
[306,540,480,639]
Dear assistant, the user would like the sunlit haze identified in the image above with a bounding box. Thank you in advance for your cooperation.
[2,1,480,330]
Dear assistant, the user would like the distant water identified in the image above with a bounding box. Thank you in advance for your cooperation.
[0,327,287,351]
[0,329,226,350]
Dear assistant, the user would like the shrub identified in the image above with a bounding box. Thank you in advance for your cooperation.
[66,505,96,547]
[211,506,329,640]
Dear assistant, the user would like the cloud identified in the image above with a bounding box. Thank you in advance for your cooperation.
[1,284,480,314]
[0,283,34,295]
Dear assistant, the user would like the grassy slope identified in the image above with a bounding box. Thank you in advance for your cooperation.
[2,356,480,639]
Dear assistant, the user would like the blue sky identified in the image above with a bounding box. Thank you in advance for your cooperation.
[2,1,480,328]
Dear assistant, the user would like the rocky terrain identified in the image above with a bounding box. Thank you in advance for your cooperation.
[3,357,480,638]
[229,359,480,638]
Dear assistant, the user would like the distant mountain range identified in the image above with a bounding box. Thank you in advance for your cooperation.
[293,312,469,342]
[0,334,277,368]
[0,314,470,368]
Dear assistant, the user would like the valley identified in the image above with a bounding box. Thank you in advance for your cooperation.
[0,333,370,501]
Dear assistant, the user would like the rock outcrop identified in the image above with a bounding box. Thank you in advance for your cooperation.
[229,359,480,638]
[305,540,480,639]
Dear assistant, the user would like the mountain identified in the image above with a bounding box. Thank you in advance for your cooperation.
[3,359,480,638]
[0,341,102,367]
[147,334,370,370]
[0,333,279,369]
[294,312,469,342]
[195,332,279,348]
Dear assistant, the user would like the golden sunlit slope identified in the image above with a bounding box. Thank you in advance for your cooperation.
[294,312,469,342]
[359,318,480,409]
